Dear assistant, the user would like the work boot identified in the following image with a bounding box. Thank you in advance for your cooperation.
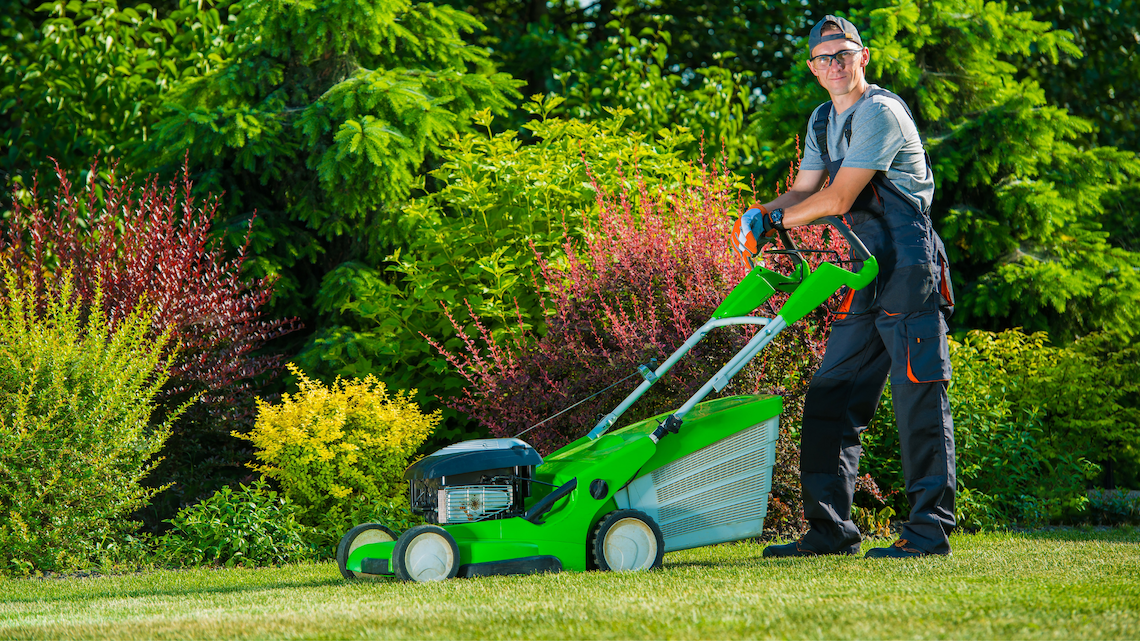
[864,538,949,559]
[763,538,860,558]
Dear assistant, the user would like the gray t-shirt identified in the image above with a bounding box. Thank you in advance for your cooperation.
[800,84,934,214]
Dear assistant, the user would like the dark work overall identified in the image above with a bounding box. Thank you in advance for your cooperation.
[799,87,957,554]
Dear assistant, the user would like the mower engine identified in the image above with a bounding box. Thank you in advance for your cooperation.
[404,438,543,525]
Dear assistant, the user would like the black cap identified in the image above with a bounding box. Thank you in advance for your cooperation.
[808,15,863,54]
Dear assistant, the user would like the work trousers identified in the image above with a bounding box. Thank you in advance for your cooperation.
[798,307,956,554]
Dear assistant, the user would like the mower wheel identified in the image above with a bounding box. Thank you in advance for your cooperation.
[591,509,665,572]
[392,525,460,582]
[337,523,398,580]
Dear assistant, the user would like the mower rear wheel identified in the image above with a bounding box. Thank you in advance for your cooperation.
[591,509,665,572]
[392,525,460,582]
[337,523,398,580]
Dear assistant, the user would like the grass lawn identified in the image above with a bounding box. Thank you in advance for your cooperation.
[1,528,1137,640]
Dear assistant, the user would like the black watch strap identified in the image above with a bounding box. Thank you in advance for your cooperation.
[770,208,786,230]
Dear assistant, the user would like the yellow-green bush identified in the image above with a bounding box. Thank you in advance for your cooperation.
[0,272,179,575]
[238,364,439,540]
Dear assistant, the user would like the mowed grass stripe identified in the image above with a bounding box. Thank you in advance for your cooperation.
[0,529,1137,640]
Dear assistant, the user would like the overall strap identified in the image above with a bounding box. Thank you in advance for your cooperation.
[812,100,855,175]
[812,101,833,168]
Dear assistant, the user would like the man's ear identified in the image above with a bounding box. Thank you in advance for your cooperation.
[807,58,822,80]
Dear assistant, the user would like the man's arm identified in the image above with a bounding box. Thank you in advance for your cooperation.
[761,168,827,212]
[763,166,877,229]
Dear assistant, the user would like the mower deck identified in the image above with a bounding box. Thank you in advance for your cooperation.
[343,394,781,578]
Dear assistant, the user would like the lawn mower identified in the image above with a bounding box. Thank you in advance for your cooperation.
[336,216,878,582]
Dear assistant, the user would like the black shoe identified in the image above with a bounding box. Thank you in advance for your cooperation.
[763,538,860,558]
[864,538,949,559]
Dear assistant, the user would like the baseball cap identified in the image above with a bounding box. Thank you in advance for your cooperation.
[808,15,863,53]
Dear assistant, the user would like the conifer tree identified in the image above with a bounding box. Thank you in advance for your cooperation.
[440,0,814,103]
[746,0,1140,340]
[141,0,522,319]
[1023,0,1140,153]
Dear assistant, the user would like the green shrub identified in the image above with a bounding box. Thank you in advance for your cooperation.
[237,364,438,545]
[1087,490,1140,526]
[1012,332,1140,490]
[157,480,317,567]
[861,330,1095,529]
[0,272,178,575]
[295,95,736,450]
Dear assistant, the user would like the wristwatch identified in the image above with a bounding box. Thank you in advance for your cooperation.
[769,208,786,231]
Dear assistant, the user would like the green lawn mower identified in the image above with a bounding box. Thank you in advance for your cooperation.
[336,217,878,582]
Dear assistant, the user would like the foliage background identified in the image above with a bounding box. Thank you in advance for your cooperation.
[1,0,1138,573]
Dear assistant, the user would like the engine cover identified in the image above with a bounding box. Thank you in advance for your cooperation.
[404,438,542,480]
[405,438,542,524]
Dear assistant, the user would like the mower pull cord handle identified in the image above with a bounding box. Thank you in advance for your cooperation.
[523,477,577,524]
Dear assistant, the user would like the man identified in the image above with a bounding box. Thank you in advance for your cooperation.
[740,15,956,558]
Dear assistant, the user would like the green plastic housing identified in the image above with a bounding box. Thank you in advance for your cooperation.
[345,394,781,574]
[712,255,878,323]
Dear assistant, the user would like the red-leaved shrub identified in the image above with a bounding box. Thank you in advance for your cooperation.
[430,150,877,534]
[0,158,300,527]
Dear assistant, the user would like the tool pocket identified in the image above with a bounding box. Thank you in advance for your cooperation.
[902,312,951,384]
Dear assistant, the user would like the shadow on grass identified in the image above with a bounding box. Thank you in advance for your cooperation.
[662,559,735,570]
[4,573,356,605]
[662,555,856,570]
[996,525,1140,544]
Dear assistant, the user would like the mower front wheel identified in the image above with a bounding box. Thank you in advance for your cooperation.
[337,523,398,580]
[591,509,665,572]
[392,525,461,582]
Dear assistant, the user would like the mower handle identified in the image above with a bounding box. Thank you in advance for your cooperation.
[773,216,872,263]
[819,215,873,261]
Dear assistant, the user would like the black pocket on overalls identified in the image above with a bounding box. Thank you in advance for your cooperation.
[902,311,951,383]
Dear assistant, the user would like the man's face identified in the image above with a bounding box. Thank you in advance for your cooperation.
[807,36,869,98]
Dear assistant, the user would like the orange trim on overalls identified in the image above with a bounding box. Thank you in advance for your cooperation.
[835,288,854,320]
[939,261,954,305]
[907,337,950,384]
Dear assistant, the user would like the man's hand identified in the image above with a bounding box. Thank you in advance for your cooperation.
[730,205,772,261]
[749,207,785,239]
[742,205,772,237]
